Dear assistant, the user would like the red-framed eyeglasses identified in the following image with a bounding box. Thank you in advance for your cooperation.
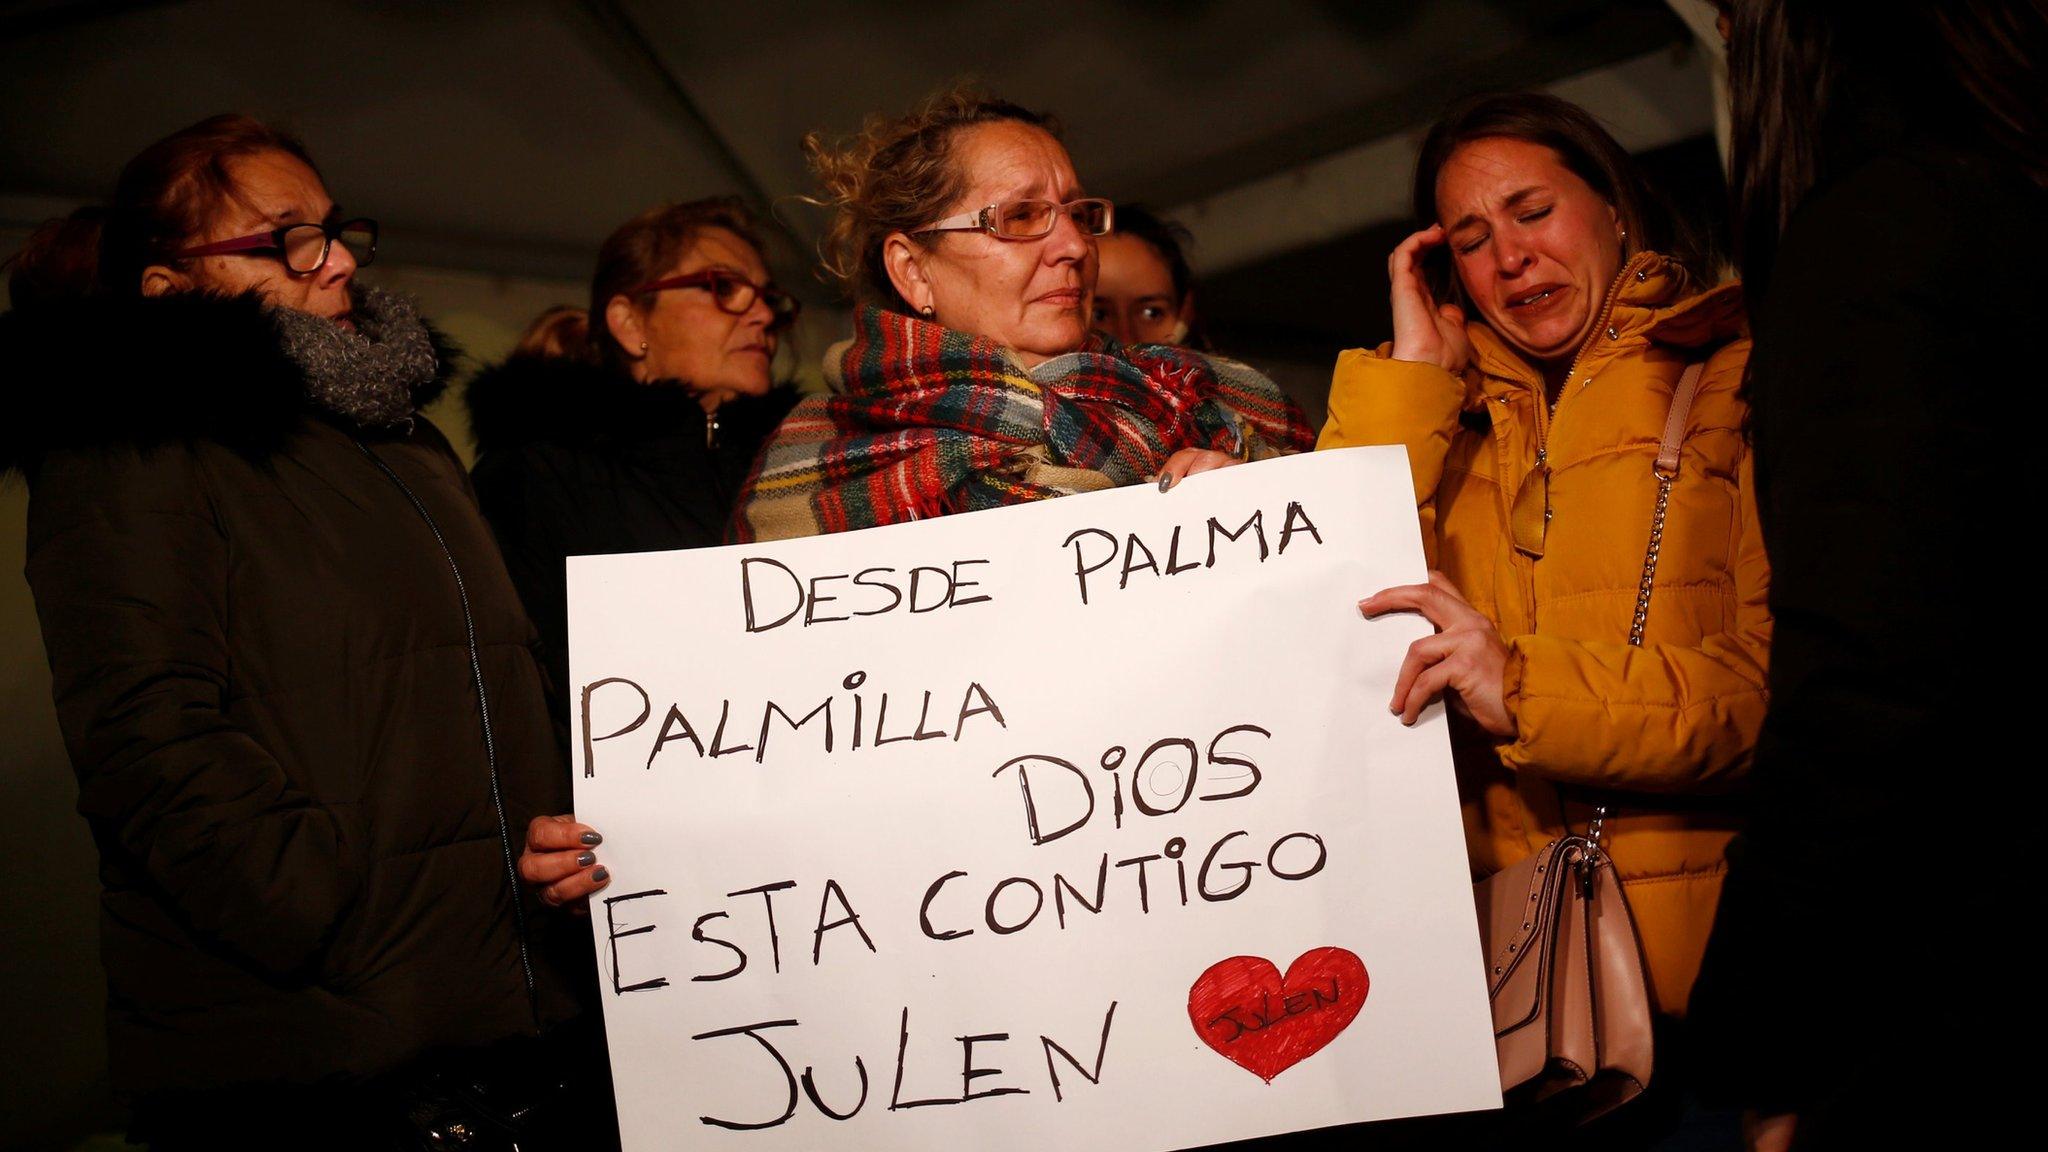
[628,268,800,331]
[172,218,378,274]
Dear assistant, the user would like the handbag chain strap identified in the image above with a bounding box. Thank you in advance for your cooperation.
[1587,357,1707,853]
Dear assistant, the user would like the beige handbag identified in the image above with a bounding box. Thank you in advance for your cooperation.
[1471,358,1706,1122]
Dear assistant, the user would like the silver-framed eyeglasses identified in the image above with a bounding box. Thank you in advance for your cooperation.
[915,197,1114,240]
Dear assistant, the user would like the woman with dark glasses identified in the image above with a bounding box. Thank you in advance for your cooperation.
[0,114,607,1147]
[728,82,1312,543]
[466,197,801,704]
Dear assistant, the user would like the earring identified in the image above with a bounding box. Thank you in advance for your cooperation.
[638,341,648,353]
[920,305,934,317]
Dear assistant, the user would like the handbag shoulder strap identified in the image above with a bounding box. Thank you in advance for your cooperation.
[1591,357,1706,849]
[1627,358,1707,647]
[1655,359,1708,479]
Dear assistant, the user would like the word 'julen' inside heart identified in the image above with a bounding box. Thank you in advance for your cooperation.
[1187,947,1370,1083]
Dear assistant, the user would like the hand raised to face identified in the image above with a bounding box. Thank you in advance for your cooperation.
[1385,224,1474,372]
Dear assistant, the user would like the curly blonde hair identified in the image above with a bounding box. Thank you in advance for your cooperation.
[804,83,1058,311]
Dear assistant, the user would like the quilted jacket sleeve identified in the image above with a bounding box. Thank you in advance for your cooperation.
[1317,344,1469,568]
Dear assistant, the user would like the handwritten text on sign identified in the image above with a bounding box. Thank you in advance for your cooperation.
[568,447,1500,1151]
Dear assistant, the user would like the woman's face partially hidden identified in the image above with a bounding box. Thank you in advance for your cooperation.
[1093,233,1187,346]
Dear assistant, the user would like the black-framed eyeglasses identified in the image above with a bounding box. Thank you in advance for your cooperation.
[172,218,378,274]
[628,268,801,332]
[915,198,1114,240]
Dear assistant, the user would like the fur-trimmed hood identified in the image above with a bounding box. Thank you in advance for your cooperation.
[464,350,800,458]
[0,290,455,476]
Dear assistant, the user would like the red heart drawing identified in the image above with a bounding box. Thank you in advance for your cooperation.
[1187,947,1370,1083]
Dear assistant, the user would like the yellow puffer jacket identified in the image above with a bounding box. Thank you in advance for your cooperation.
[1318,252,1768,1016]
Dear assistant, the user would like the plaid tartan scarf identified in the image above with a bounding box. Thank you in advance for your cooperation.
[734,306,1312,541]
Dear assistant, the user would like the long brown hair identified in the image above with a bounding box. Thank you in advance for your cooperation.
[7,114,315,304]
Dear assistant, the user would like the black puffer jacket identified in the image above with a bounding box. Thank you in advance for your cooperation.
[0,293,586,1106]
[466,353,797,696]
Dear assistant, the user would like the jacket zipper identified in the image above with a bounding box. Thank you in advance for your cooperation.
[1533,253,1650,455]
[355,439,542,1032]
[1517,252,1650,629]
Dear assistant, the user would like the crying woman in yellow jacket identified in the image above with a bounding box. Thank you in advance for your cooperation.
[1321,95,1768,1018]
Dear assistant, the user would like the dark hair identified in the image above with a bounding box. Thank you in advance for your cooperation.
[512,304,590,360]
[1728,0,2046,298]
[1105,202,1210,349]
[7,113,315,304]
[587,196,766,373]
[1411,92,1696,307]
[1725,1,1838,300]
[1108,203,1195,303]
[804,82,1059,311]
[1932,1,2048,188]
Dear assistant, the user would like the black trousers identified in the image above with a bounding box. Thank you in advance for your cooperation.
[133,1019,621,1152]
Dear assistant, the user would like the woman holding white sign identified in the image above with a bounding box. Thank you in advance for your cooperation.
[1321,93,1769,1138]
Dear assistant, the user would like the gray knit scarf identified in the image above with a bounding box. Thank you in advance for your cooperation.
[270,284,439,431]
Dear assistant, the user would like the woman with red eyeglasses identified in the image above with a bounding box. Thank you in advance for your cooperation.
[466,198,801,703]
[1,114,609,1149]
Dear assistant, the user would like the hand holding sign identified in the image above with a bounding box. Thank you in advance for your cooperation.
[1362,571,1514,734]
[519,814,610,910]
[568,448,1499,1151]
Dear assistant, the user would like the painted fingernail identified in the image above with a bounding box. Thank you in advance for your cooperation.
[580,831,603,846]
[1157,473,1173,493]
[592,867,610,884]
[577,851,595,867]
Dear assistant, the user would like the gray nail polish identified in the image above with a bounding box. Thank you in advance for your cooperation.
[1157,473,1173,493]
[592,867,610,884]
[580,831,603,846]
[577,852,595,867]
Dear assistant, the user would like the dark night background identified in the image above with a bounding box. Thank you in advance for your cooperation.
[0,2,1728,1146]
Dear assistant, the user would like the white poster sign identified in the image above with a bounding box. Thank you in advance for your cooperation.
[568,446,1500,1150]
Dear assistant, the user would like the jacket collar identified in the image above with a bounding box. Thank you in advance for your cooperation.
[1462,252,1747,405]
[463,351,800,458]
[0,291,454,476]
